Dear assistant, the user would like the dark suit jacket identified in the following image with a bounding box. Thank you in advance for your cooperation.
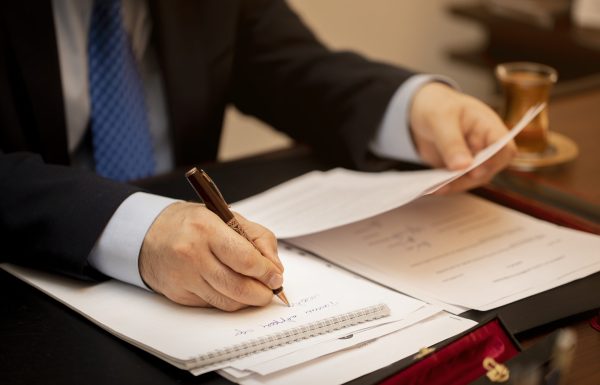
[0,0,412,280]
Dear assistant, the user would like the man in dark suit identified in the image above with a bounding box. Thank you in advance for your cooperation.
[0,0,514,310]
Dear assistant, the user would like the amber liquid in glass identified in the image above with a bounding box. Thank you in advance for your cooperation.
[500,71,553,154]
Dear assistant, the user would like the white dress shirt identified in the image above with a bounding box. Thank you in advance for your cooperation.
[52,0,452,288]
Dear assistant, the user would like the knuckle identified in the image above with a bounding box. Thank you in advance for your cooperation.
[236,253,258,273]
[181,207,212,233]
[264,228,277,243]
[187,216,209,234]
[208,293,242,312]
[172,241,194,261]
[211,267,233,289]
[231,280,250,300]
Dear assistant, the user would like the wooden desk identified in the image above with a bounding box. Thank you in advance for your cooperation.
[518,314,600,385]
[492,88,600,225]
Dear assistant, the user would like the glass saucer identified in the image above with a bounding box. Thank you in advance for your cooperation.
[509,132,579,171]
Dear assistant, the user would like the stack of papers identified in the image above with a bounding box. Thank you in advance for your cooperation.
[8,104,598,384]
[218,311,476,385]
[2,247,468,382]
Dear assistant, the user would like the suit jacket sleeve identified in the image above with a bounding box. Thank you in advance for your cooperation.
[231,0,415,169]
[0,152,140,280]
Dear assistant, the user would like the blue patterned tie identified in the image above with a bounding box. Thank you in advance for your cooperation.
[88,0,156,181]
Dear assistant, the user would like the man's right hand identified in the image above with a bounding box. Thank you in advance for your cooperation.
[139,202,284,311]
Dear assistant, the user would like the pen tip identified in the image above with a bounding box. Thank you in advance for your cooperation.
[276,290,290,307]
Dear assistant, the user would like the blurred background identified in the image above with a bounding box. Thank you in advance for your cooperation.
[218,0,600,161]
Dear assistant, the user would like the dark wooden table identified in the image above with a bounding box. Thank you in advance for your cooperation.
[494,88,600,223]
[519,315,600,385]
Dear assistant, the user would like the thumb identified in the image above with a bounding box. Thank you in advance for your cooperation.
[429,118,473,170]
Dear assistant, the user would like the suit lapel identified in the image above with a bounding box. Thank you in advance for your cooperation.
[148,0,237,166]
[2,1,69,164]
[3,1,243,167]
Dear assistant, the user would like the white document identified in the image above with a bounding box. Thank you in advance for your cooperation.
[1,247,434,375]
[290,194,600,311]
[228,305,441,374]
[233,105,543,239]
[220,312,477,385]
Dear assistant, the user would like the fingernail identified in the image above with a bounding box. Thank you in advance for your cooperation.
[268,273,283,289]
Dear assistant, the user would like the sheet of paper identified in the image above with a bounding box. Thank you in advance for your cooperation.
[236,306,441,375]
[290,194,600,310]
[232,105,543,239]
[219,312,477,385]
[187,250,440,375]
[1,247,432,374]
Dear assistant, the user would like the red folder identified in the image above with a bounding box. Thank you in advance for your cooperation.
[377,318,519,385]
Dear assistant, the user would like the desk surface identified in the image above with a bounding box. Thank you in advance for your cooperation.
[2,145,599,385]
[492,88,600,224]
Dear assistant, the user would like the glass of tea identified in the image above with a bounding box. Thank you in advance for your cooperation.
[495,62,558,154]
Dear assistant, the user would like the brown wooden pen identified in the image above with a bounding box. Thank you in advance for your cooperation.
[185,167,289,306]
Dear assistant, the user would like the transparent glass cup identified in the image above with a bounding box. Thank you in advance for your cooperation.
[496,62,558,154]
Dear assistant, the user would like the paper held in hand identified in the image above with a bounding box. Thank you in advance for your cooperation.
[233,104,545,238]
[232,103,600,313]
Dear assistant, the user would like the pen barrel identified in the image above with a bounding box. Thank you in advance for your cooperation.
[186,169,234,222]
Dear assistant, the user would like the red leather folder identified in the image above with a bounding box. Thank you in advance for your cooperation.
[372,318,520,385]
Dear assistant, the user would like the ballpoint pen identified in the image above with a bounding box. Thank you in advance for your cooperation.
[185,167,290,306]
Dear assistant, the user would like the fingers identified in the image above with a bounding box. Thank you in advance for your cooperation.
[410,83,474,170]
[427,115,473,170]
[434,169,493,194]
[195,255,274,307]
[436,141,517,194]
[447,100,516,192]
[165,286,251,312]
[210,222,284,291]
[139,202,283,311]
[235,213,283,272]
[410,83,516,194]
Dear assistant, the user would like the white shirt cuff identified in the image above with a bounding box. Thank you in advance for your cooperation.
[88,192,179,289]
[369,74,459,163]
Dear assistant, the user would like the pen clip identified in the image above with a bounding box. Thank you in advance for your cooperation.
[200,169,228,205]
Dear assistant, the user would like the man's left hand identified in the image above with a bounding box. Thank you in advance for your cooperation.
[409,82,516,193]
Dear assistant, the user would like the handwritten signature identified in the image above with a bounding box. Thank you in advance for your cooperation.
[261,315,298,328]
[290,294,319,307]
[304,301,339,314]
